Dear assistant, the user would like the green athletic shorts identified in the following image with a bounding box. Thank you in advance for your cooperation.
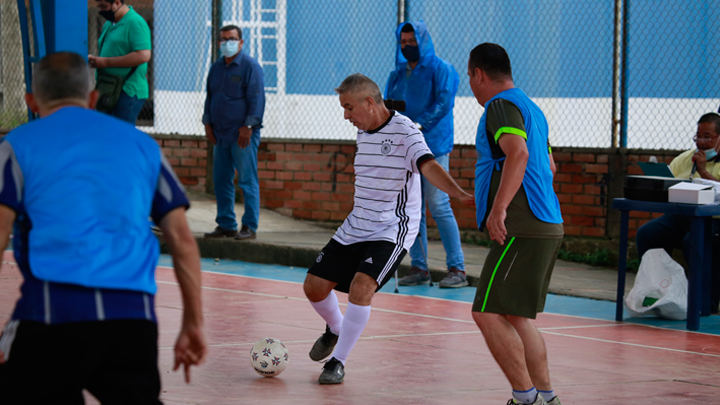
[472,236,563,319]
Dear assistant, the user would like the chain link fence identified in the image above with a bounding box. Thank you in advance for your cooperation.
[2,0,719,150]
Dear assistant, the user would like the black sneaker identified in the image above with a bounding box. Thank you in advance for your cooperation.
[204,226,237,238]
[318,357,344,384]
[309,324,338,361]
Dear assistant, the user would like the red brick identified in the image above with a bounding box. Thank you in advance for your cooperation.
[553,183,560,193]
[161,147,173,156]
[572,194,595,205]
[293,190,312,200]
[304,163,321,172]
[552,152,571,162]
[284,181,303,190]
[181,158,197,166]
[461,148,477,159]
[284,162,303,171]
[312,210,331,220]
[164,140,180,147]
[313,172,331,182]
[572,175,597,184]
[627,166,643,175]
[190,168,206,176]
[285,200,302,209]
[582,206,605,216]
[585,164,608,174]
[596,155,609,163]
[304,144,322,152]
[340,202,353,212]
[265,180,283,189]
[302,200,321,210]
[330,211,347,221]
[460,168,475,178]
[199,141,207,148]
[572,153,595,163]
[258,170,274,179]
[456,179,470,188]
[582,227,605,237]
[450,149,461,158]
[651,212,663,219]
[585,185,602,195]
[560,184,583,194]
[178,176,198,185]
[266,161,284,170]
[561,205,583,215]
[332,193,353,202]
[560,163,582,173]
[166,157,180,166]
[292,153,313,162]
[341,145,356,154]
[323,145,340,152]
[173,148,190,157]
[277,171,293,180]
[321,202,340,211]
[564,225,581,235]
[174,167,189,176]
[286,144,303,152]
[312,192,331,201]
[294,209,312,219]
[154,139,163,147]
[595,218,606,227]
[267,143,284,151]
[554,173,573,183]
[321,183,333,191]
[302,182,321,191]
[275,152,294,161]
[294,172,312,181]
[275,190,293,199]
[557,193,572,204]
[629,210,650,218]
[181,140,199,148]
[257,162,266,170]
[336,174,352,183]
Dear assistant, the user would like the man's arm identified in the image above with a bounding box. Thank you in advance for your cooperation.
[413,62,459,131]
[549,152,557,176]
[0,205,15,267]
[419,159,474,205]
[202,68,216,145]
[238,60,266,148]
[88,50,151,69]
[159,207,207,383]
[486,135,529,245]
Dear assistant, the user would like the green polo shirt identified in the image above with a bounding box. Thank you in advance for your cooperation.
[98,6,151,99]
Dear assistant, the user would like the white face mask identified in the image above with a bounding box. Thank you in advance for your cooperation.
[220,41,239,58]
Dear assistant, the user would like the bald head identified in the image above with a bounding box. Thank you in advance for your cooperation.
[32,52,91,106]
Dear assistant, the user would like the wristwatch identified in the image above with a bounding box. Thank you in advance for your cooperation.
[414,122,424,131]
[246,125,252,129]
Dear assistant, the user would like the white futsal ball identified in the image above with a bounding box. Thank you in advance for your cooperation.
[250,337,289,377]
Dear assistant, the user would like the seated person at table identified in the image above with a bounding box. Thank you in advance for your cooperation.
[636,112,720,313]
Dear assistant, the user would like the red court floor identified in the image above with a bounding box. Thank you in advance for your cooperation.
[1,254,720,404]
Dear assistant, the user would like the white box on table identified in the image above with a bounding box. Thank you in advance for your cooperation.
[668,182,714,204]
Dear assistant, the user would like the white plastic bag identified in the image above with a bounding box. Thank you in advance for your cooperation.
[625,248,688,320]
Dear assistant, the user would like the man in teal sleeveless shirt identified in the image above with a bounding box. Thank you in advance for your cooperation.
[468,43,563,405]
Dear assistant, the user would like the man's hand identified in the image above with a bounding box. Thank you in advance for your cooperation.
[173,322,207,384]
[88,55,108,69]
[486,206,508,245]
[238,126,252,148]
[693,149,708,173]
[204,125,216,145]
[459,191,475,207]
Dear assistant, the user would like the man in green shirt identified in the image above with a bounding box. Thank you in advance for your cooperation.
[88,0,151,124]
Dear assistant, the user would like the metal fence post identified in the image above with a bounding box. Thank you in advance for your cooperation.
[619,0,630,148]
[206,0,221,195]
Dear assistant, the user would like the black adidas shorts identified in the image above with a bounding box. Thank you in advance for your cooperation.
[308,239,407,293]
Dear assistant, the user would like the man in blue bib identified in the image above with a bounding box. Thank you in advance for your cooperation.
[468,43,563,405]
[0,52,206,403]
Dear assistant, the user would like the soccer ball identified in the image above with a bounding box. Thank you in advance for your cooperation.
[249,337,289,377]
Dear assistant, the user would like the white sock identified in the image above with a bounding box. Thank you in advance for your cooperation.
[332,302,371,365]
[513,387,538,404]
[309,290,343,335]
[538,390,555,402]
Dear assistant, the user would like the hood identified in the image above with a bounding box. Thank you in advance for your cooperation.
[394,20,435,67]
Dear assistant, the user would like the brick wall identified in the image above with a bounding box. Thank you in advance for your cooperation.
[150,134,686,240]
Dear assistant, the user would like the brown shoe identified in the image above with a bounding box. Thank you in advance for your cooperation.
[204,226,237,238]
[235,225,256,240]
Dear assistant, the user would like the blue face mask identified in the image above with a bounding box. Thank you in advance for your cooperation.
[706,148,718,161]
[220,41,239,58]
[401,45,420,62]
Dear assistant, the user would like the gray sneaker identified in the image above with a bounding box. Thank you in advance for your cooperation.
[398,266,430,286]
[546,397,561,405]
[439,268,468,288]
[318,357,344,384]
[507,395,547,405]
[309,324,338,361]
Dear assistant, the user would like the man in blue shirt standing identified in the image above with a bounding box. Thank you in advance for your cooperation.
[203,25,265,240]
[385,21,467,288]
[0,52,206,403]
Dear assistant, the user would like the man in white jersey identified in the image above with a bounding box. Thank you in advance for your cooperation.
[303,73,473,384]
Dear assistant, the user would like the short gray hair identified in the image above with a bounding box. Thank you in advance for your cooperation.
[32,52,91,104]
[335,73,383,105]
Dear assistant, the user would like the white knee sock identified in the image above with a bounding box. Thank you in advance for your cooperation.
[309,290,344,335]
[332,302,371,365]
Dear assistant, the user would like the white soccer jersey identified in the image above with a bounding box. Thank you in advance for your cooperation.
[333,111,434,251]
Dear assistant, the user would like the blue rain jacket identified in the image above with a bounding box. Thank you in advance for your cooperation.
[385,21,459,157]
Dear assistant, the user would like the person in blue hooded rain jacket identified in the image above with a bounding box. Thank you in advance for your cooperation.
[385,21,467,288]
